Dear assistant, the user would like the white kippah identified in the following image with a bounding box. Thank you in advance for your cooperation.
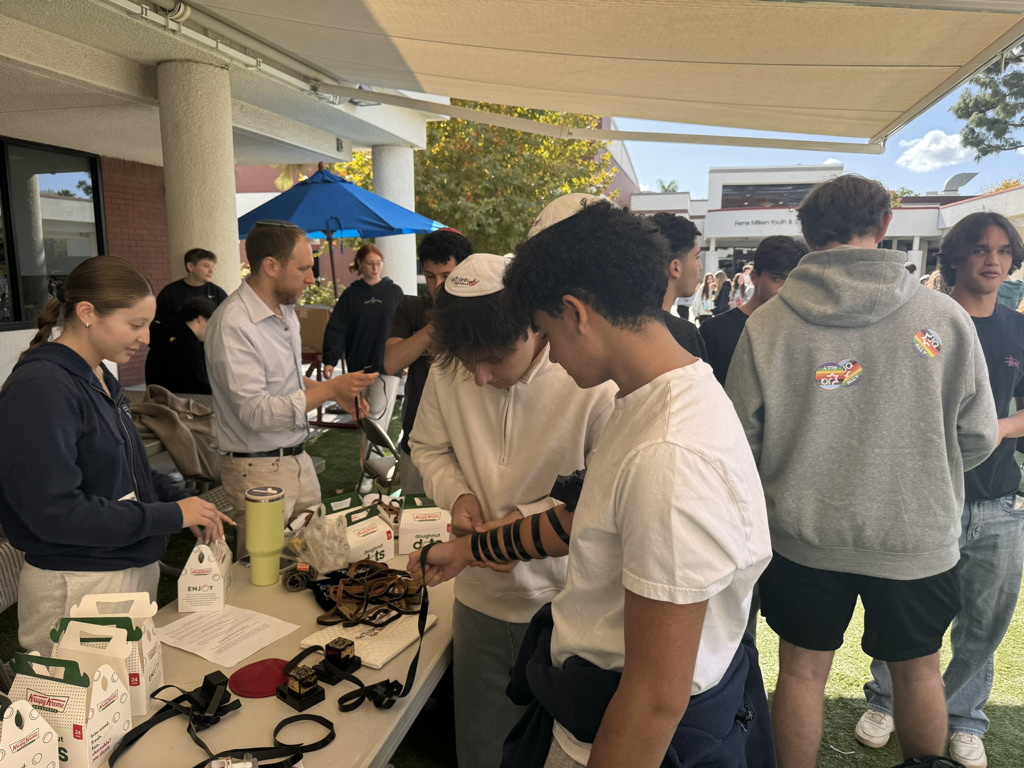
[528,193,606,238]
[444,253,513,297]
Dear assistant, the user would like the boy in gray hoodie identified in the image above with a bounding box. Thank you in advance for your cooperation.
[726,174,998,767]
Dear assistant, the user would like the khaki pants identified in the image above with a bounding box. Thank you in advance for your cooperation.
[18,561,159,655]
[219,451,321,558]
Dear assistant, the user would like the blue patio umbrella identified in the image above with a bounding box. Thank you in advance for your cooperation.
[238,166,444,293]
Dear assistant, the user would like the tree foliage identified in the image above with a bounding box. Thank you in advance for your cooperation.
[889,186,918,208]
[276,100,616,254]
[953,50,1024,158]
[657,179,680,193]
[981,176,1024,194]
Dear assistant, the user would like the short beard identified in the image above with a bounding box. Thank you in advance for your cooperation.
[275,289,301,306]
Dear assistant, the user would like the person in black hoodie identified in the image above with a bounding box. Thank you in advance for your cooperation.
[323,244,404,454]
[0,256,232,654]
[145,297,214,394]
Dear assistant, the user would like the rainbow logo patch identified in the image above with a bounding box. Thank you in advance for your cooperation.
[913,329,942,358]
[816,359,863,390]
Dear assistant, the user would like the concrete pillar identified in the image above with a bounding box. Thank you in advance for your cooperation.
[157,60,240,292]
[10,175,48,318]
[372,145,418,296]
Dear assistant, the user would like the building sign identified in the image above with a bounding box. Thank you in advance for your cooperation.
[705,208,802,238]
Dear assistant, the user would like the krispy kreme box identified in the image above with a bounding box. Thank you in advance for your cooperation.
[68,593,162,717]
[8,654,131,768]
[177,539,233,613]
[397,495,451,555]
[0,698,59,768]
[344,505,395,564]
[49,620,142,718]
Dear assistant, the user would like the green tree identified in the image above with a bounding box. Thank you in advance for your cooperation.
[276,100,616,254]
[953,50,1024,158]
[888,186,919,208]
[657,179,680,193]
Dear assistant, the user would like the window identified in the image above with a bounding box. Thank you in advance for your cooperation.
[721,183,815,209]
[0,139,105,326]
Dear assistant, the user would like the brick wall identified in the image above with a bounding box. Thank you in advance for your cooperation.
[100,157,170,386]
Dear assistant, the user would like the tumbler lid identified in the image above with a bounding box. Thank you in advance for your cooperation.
[245,486,285,503]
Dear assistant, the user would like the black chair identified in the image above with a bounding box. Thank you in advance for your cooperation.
[356,399,400,496]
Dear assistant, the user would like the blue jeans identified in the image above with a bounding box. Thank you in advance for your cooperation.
[453,599,529,768]
[864,494,1024,735]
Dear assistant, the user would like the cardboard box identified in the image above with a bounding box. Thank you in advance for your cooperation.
[397,495,451,555]
[0,698,60,768]
[177,539,233,612]
[344,505,395,564]
[295,305,332,355]
[9,653,131,768]
[68,594,162,717]
[49,621,139,718]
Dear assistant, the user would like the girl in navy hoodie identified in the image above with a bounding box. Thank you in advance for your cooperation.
[322,244,404,470]
[0,256,232,653]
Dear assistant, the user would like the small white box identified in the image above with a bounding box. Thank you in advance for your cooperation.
[177,540,233,612]
[9,653,131,768]
[0,698,59,768]
[344,505,395,564]
[68,593,163,718]
[397,496,451,555]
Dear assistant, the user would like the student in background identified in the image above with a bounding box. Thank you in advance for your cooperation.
[700,236,807,385]
[650,212,706,359]
[146,297,214,394]
[154,248,227,323]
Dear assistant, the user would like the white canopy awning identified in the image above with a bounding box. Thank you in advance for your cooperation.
[191,0,1024,150]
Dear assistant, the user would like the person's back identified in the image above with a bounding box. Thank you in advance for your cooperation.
[727,174,998,767]
[146,297,213,394]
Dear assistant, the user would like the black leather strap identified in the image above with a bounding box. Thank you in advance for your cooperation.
[530,512,549,558]
[470,531,484,562]
[546,506,571,546]
[508,517,530,561]
[273,713,336,752]
[488,527,506,562]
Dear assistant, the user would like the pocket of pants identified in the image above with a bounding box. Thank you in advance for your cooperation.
[242,457,281,479]
[1004,494,1024,517]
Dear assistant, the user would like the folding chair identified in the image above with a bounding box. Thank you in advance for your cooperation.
[356,399,400,496]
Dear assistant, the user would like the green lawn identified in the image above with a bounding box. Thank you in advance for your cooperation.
[2,421,1023,767]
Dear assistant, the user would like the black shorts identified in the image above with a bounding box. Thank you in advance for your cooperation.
[759,553,960,662]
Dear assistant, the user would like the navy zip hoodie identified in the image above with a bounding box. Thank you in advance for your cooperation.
[0,343,185,571]
[322,277,404,372]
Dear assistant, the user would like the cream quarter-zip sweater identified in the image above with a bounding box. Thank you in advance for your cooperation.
[411,349,616,622]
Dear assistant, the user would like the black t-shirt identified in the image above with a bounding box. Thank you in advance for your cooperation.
[662,310,706,360]
[144,320,211,394]
[154,279,227,323]
[964,304,1024,501]
[699,307,749,385]
[389,295,431,454]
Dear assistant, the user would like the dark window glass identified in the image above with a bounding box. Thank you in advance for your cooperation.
[721,183,815,209]
[0,204,10,323]
[5,144,100,323]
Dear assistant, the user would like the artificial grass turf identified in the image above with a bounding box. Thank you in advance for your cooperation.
[2,420,1024,766]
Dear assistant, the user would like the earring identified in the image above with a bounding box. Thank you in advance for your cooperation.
[86,322,91,328]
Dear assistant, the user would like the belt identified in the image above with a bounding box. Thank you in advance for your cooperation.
[229,443,305,458]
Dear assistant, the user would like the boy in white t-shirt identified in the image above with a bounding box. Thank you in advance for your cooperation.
[410,201,775,768]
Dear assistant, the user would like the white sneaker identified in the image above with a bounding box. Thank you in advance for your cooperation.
[949,732,987,768]
[854,709,894,748]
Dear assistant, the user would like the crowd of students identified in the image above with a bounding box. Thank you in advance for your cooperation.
[0,173,1021,768]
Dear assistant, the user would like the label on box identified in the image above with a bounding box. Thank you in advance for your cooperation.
[178,540,233,612]
[397,507,452,555]
[345,506,395,563]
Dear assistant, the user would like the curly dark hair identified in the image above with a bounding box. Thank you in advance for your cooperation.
[938,211,1024,287]
[418,229,474,267]
[650,212,700,266]
[428,284,530,372]
[797,174,891,249]
[505,201,668,331]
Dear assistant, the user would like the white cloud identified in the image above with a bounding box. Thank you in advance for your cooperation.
[896,130,973,173]
[823,157,842,165]
[639,182,650,192]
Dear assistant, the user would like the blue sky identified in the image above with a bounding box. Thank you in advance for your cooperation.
[616,85,1023,200]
